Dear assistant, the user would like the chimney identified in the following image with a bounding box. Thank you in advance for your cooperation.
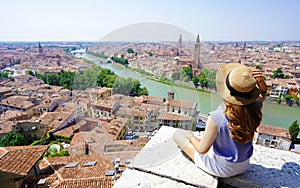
[85,143,89,155]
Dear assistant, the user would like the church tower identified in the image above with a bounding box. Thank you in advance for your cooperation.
[38,42,43,56]
[193,34,202,70]
[178,34,182,54]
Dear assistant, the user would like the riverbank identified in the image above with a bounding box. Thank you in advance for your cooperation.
[126,66,211,93]
[80,53,300,128]
[86,53,299,108]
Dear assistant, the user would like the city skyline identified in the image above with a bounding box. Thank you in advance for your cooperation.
[0,0,300,41]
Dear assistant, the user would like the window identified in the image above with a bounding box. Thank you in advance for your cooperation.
[265,139,270,145]
[178,110,181,114]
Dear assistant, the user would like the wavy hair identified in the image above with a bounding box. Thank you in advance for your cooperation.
[224,101,262,144]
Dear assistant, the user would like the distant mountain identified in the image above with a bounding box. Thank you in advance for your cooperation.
[99,22,196,42]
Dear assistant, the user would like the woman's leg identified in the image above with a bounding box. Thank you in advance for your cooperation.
[181,142,197,161]
[172,129,196,161]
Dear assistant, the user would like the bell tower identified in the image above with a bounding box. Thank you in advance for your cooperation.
[38,42,43,56]
[193,34,202,71]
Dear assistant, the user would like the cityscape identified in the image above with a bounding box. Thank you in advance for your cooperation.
[0,0,300,188]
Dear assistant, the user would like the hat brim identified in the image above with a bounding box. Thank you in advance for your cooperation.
[216,63,260,105]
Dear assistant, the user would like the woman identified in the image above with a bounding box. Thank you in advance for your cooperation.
[173,63,267,178]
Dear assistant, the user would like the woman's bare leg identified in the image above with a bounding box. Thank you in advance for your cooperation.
[181,142,197,161]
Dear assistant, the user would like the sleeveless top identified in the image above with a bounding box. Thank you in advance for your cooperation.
[209,104,255,163]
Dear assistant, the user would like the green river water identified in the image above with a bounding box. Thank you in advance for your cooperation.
[85,55,300,130]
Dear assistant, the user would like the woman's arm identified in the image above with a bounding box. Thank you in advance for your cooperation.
[251,69,267,102]
[190,116,218,154]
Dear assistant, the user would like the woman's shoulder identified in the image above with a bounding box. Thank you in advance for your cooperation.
[209,105,227,126]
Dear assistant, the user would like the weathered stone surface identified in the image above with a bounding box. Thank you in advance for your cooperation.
[114,126,217,188]
[113,168,195,188]
[220,144,300,188]
[114,126,300,188]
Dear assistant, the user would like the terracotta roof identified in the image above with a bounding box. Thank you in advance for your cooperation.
[257,124,291,139]
[167,99,196,109]
[115,107,147,117]
[39,112,73,130]
[157,112,192,121]
[38,154,113,187]
[0,120,15,134]
[0,145,48,176]
[103,118,127,140]
[56,178,112,188]
[0,95,34,109]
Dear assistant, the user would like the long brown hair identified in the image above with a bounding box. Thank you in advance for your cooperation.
[224,101,262,144]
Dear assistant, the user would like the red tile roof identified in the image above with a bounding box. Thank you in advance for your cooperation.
[39,154,113,187]
[257,124,291,139]
[0,145,48,176]
[158,112,192,121]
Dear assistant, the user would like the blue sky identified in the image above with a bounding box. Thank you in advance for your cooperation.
[0,0,299,41]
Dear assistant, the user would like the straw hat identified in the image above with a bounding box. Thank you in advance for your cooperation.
[216,63,260,105]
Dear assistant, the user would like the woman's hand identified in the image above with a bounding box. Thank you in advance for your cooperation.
[251,68,267,100]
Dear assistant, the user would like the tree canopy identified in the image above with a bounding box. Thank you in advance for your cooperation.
[127,48,134,53]
[112,77,148,96]
[0,131,25,147]
[289,120,299,140]
[271,68,292,79]
[36,66,147,96]
[197,69,216,87]
[111,56,129,65]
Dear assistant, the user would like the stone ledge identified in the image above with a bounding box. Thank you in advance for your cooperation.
[220,144,300,188]
[113,126,300,188]
[114,126,217,188]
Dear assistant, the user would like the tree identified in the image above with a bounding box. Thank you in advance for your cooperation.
[0,131,25,147]
[199,69,217,88]
[192,76,199,86]
[0,71,9,78]
[26,70,35,76]
[181,67,192,81]
[199,72,208,87]
[289,120,299,140]
[138,87,149,96]
[271,68,292,79]
[127,48,134,53]
[171,72,180,81]
[46,73,60,86]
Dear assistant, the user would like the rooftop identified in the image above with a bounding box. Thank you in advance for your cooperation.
[257,124,291,139]
[0,145,48,176]
[114,126,300,188]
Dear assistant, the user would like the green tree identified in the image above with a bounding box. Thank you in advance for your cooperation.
[46,73,60,85]
[181,67,192,78]
[127,48,134,53]
[0,131,25,147]
[284,94,293,101]
[138,87,149,96]
[199,73,208,87]
[111,56,129,66]
[26,70,35,76]
[0,71,9,78]
[199,69,216,87]
[192,76,200,85]
[289,120,299,140]
[271,68,285,79]
[112,77,147,96]
[73,69,98,90]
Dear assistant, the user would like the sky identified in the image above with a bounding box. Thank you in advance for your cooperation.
[0,0,299,41]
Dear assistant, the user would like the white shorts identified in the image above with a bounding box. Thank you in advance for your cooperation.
[194,147,249,178]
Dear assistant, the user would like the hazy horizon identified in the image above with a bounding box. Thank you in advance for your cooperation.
[0,0,299,41]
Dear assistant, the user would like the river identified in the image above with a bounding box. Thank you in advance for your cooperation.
[83,54,300,130]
